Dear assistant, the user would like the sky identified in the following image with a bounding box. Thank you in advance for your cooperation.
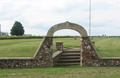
[0,0,120,36]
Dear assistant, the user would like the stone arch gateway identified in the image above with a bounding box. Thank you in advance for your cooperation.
[47,21,87,37]
[0,21,120,69]
[46,21,100,66]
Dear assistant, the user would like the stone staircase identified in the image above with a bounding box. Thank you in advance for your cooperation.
[55,47,81,66]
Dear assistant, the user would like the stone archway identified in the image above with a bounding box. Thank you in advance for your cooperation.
[47,21,87,37]
[45,21,100,66]
[47,21,88,66]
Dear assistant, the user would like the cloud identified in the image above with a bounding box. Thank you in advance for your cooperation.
[24,27,47,36]
[54,29,80,36]
[0,0,120,36]
[0,20,14,32]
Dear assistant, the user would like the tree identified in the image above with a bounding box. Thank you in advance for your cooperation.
[10,21,25,36]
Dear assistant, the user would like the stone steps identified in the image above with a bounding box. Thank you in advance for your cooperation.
[60,56,80,59]
[62,53,80,56]
[55,50,81,66]
[58,59,80,62]
[56,63,80,66]
[63,51,80,53]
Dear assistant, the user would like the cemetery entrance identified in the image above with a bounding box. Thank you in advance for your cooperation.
[0,21,120,69]
[47,21,100,66]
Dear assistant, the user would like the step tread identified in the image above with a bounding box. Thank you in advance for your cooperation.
[62,53,80,54]
[63,51,80,53]
[63,50,80,52]
[58,59,80,61]
[62,53,80,55]
[60,56,80,58]
[56,63,80,66]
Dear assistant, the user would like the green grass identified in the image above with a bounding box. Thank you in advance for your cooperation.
[0,66,120,78]
[92,38,120,57]
[53,38,80,53]
[0,38,120,57]
[0,38,80,57]
[0,39,42,57]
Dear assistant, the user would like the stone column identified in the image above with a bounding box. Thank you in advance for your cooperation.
[56,42,63,51]
[34,37,53,67]
[81,36,100,66]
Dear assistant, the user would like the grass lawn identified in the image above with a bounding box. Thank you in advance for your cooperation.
[0,37,120,57]
[0,39,41,57]
[0,65,120,78]
[93,38,120,57]
[0,38,81,57]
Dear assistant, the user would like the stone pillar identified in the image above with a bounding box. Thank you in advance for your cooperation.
[34,37,53,67]
[81,37,100,66]
[56,42,63,51]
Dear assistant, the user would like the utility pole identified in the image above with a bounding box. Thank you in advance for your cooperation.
[89,0,91,38]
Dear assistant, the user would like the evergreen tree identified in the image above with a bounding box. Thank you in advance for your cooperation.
[10,21,25,36]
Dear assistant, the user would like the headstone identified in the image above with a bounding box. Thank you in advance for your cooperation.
[92,41,95,47]
[74,36,77,40]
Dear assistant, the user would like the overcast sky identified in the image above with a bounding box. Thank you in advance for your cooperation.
[0,0,120,36]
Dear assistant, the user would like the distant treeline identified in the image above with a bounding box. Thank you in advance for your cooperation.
[0,36,77,40]
[0,36,119,40]
[92,36,120,38]
[0,36,43,40]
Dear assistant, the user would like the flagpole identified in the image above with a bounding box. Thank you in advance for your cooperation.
[89,0,91,38]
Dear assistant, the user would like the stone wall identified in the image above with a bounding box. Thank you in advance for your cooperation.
[0,37,53,69]
[81,36,120,66]
[52,51,62,66]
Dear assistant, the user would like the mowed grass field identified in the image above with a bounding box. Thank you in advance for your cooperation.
[0,37,120,57]
[0,37,120,78]
[93,38,120,57]
[0,65,120,78]
[0,38,81,57]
